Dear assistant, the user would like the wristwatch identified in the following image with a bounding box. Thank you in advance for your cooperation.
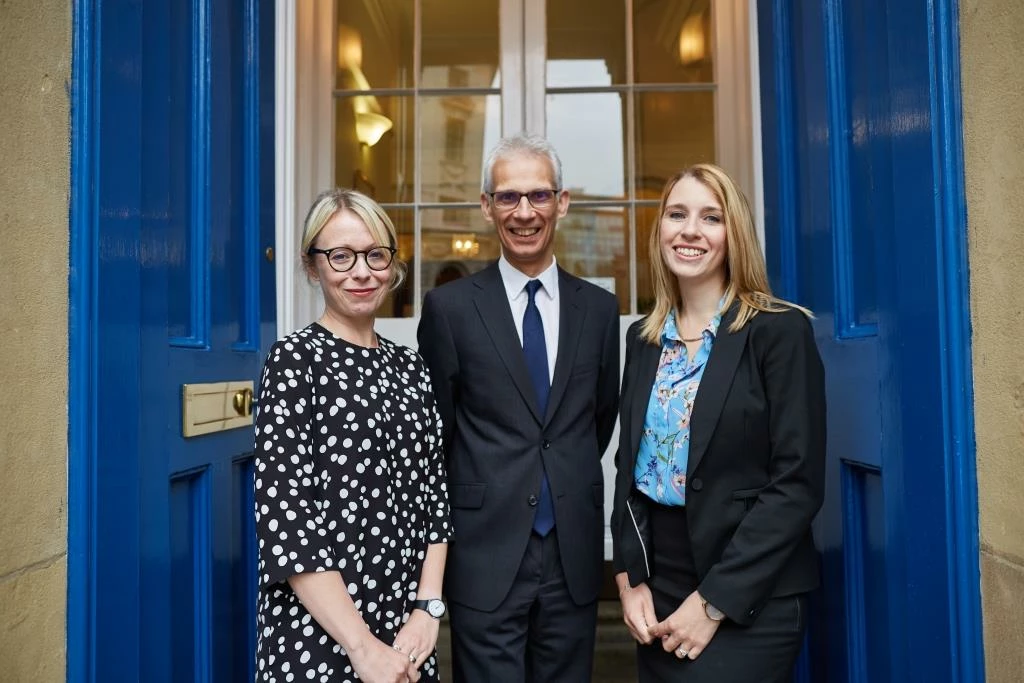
[412,598,446,619]
[701,598,725,622]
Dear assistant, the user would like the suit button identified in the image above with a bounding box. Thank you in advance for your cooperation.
[528,495,538,506]
[691,478,704,491]
[542,440,551,449]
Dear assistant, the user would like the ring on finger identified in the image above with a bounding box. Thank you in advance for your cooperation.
[409,653,416,663]
[676,646,689,659]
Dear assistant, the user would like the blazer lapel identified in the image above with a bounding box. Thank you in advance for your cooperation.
[687,304,749,475]
[628,334,662,471]
[544,269,585,425]
[473,263,544,423]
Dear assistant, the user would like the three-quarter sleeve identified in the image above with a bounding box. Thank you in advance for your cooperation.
[422,367,452,544]
[254,340,337,586]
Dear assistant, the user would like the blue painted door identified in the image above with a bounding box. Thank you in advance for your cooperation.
[757,1,982,682]
[89,1,275,680]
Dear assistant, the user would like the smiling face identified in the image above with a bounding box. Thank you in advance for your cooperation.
[481,152,569,277]
[307,209,392,325]
[659,175,728,290]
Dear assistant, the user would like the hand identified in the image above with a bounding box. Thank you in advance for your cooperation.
[647,591,723,661]
[392,609,440,672]
[348,636,420,683]
[619,582,658,645]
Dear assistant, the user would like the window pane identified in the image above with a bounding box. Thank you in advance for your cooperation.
[635,204,662,315]
[633,0,713,84]
[557,206,629,314]
[379,208,415,318]
[420,95,501,204]
[335,96,413,204]
[420,207,499,304]
[635,91,715,195]
[546,0,626,87]
[422,0,500,87]
[546,93,626,200]
[336,0,414,90]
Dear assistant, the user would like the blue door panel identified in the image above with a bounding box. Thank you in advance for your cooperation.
[89,0,274,680]
[758,1,982,682]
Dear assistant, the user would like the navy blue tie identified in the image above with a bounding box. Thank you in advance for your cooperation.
[523,280,555,536]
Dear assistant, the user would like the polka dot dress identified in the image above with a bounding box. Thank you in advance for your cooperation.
[254,323,451,682]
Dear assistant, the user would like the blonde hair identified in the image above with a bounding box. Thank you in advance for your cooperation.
[299,188,407,291]
[640,163,811,344]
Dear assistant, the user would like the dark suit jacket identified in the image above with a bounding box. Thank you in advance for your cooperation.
[611,305,826,626]
[417,262,620,611]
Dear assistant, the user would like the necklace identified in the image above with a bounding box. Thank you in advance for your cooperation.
[681,334,703,343]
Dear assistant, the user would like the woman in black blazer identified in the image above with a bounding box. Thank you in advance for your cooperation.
[611,164,826,682]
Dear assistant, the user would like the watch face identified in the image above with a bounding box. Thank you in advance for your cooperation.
[427,600,445,618]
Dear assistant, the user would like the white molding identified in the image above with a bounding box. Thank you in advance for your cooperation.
[749,0,766,255]
[523,0,546,135]
[500,0,525,135]
[274,0,296,339]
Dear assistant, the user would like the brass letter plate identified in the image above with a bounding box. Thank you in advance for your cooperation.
[182,381,255,438]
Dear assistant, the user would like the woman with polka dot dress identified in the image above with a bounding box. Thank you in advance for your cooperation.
[254,189,451,683]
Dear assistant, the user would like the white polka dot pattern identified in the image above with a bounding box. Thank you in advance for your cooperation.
[253,323,451,682]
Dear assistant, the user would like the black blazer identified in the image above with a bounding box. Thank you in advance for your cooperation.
[611,305,826,626]
[418,263,620,611]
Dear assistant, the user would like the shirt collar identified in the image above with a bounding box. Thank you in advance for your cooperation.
[498,254,559,301]
[662,296,727,344]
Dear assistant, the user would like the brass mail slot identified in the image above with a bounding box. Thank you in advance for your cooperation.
[182,380,255,438]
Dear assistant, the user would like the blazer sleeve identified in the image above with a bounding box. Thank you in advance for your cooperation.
[416,290,460,453]
[610,321,640,573]
[595,293,621,456]
[697,309,826,624]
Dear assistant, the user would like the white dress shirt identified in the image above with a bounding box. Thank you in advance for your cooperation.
[498,255,560,383]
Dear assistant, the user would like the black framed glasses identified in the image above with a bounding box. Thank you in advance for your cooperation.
[307,246,396,273]
[487,188,560,210]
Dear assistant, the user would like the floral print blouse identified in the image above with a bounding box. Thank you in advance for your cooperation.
[634,307,723,506]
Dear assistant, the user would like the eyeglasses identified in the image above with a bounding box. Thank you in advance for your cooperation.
[487,188,560,210]
[307,246,396,273]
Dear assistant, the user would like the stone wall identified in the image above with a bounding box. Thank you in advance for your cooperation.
[0,1,71,680]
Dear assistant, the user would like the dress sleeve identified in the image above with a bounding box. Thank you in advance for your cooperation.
[254,339,337,586]
[422,364,452,544]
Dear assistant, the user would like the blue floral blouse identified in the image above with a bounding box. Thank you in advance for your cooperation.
[634,307,723,506]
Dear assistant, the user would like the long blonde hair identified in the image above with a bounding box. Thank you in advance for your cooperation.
[640,163,811,344]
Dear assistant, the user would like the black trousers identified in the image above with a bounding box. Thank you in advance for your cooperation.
[636,587,807,683]
[448,530,598,683]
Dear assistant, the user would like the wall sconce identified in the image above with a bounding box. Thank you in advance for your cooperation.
[678,13,706,66]
[452,235,480,257]
[355,111,393,147]
[339,24,393,147]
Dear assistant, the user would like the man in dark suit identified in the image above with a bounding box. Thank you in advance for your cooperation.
[417,133,620,682]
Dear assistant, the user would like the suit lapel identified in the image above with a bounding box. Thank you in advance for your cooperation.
[473,263,544,423]
[687,304,749,475]
[628,333,661,471]
[544,269,585,425]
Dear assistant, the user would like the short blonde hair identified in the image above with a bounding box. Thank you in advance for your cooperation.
[300,188,407,291]
[640,163,810,344]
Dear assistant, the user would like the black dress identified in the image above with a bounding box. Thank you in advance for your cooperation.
[254,323,451,682]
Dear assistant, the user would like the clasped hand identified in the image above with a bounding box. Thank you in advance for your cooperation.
[619,586,722,660]
[350,611,438,683]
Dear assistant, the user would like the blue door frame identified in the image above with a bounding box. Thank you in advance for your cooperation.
[757,0,983,681]
[68,0,275,680]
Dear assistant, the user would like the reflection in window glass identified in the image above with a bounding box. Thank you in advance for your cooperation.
[420,95,501,204]
[420,207,498,306]
[336,96,413,204]
[422,0,501,87]
[546,93,626,200]
[335,1,414,91]
[556,207,629,314]
[547,0,626,86]
[633,0,713,84]
[636,91,715,196]
[378,208,415,318]
[635,204,662,315]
